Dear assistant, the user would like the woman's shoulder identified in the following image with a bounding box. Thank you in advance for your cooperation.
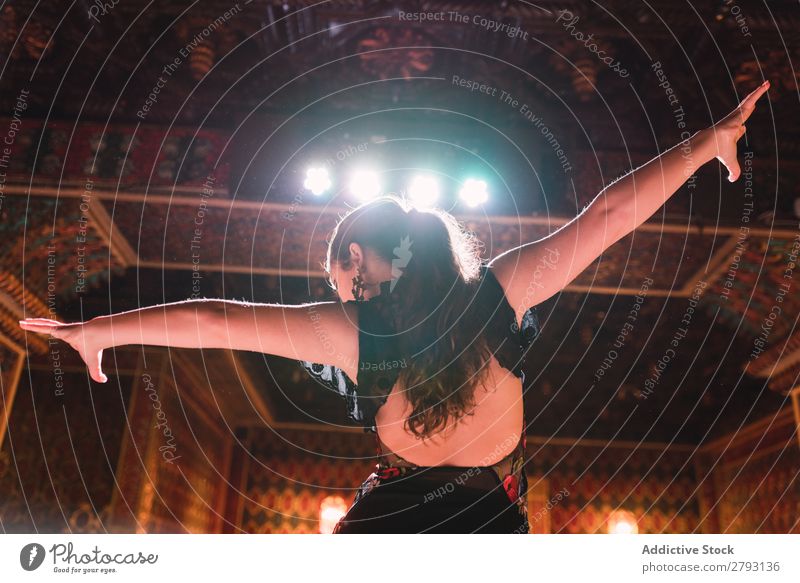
[474,260,542,347]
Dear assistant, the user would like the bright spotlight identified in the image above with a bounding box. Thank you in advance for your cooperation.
[459,178,489,208]
[303,167,332,196]
[607,510,639,534]
[319,495,348,534]
[349,169,381,201]
[408,175,439,207]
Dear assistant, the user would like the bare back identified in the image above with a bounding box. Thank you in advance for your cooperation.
[296,263,538,467]
[374,354,523,466]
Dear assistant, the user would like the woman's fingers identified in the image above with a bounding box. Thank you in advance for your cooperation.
[735,80,770,124]
[20,320,70,344]
[20,318,63,325]
[737,125,747,140]
[84,348,108,384]
[19,320,62,337]
[19,319,107,383]
[720,139,742,182]
[20,319,59,330]
[727,157,741,182]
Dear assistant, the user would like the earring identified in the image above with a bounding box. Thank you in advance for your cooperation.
[351,268,366,302]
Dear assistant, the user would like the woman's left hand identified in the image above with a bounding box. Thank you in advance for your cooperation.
[702,80,770,182]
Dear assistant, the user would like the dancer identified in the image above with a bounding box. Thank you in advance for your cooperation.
[20,81,769,533]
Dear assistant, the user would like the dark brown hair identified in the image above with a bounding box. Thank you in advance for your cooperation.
[324,195,496,440]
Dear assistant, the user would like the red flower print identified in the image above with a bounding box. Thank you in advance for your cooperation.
[377,467,401,480]
[503,474,519,502]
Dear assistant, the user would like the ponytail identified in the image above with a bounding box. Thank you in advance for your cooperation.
[326,195,491,439]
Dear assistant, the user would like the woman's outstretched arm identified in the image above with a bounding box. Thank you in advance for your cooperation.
[19,299,359,384]
[489,80,771,324]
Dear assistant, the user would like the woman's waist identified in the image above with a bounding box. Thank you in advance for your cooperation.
[375,433,524,477]
[365,461,526,507]
[371,463,504,490]
[374,410,523,466]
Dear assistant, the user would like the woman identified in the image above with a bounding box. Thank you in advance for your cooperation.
[20,81,769,533]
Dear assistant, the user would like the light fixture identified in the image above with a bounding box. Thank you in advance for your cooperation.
[408,174,440,208]
[607,509,639,534]
[319,495,348,534]
[349,169,381,201]
[459,178,489,208]
[303,167,332,196]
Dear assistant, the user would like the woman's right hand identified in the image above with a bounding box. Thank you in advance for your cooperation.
[701,80,770,183]
[19,318,108,383]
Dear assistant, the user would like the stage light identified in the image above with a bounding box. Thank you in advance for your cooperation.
[607,509,639,534]
[303,167,332,196]
[319,495,348,534]
[349,169,381,201]
[459,178,489,207]
[408,174,440,207]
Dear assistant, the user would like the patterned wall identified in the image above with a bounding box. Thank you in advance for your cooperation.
[695,406,799,534]
[525,440,701,534]
[3,364,797,533]
[232,428,703,534]
[232,427,377,534]
[0,331,25,450]
[0,367,131,533]
[107,351,233,533]
[0,347,234,534]
[232,409,799,534]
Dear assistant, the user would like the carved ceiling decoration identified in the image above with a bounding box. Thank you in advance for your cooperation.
[0,193,128,355]
[0,117,232,192]
[6,189,793,299]
[356,26,435,79]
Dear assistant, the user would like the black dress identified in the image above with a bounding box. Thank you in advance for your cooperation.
[298,262,541,533]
